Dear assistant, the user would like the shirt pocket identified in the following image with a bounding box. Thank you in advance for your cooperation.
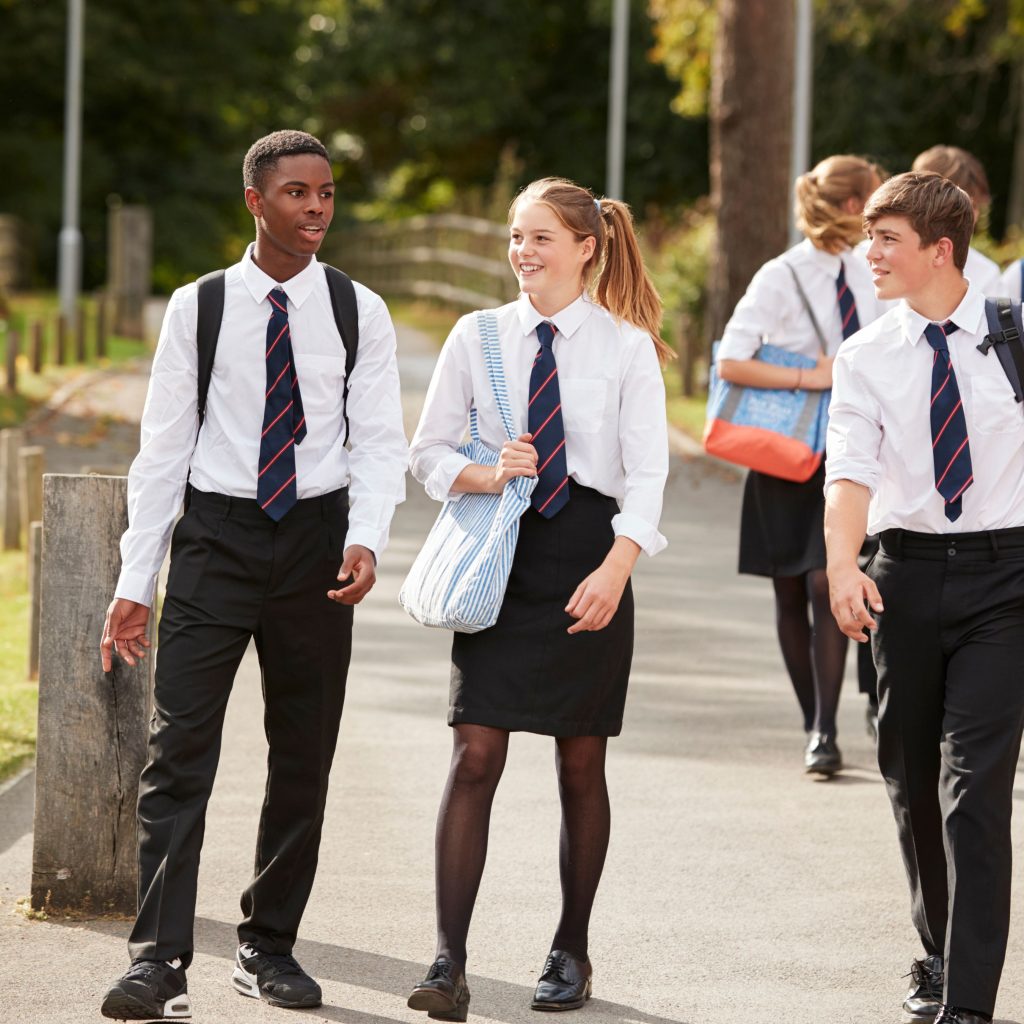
[560,378,608,434]
[969,374,1022,435]
[294,353,346,411]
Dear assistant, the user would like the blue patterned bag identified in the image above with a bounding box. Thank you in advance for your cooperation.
[400,310,538,632]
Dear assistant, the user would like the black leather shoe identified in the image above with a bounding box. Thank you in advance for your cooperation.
[804,732,842,775]
[531,950,592,1011]
[934,1007,991,1024]
[231,943,322,1008]
[408,957,470,1022]
[901,953,943,1022]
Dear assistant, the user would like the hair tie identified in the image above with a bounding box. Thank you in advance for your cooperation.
[594,198,602,215]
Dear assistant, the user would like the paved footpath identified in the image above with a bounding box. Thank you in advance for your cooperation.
[2,324,1023,1024]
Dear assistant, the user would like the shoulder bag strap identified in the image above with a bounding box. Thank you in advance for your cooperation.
[322,263,360,444]
[981,297,1024,403]
[474,310,517,442]
[785,263,829,355]
[187,269,226,510]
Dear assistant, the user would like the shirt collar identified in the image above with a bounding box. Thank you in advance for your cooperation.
[898,282,987,346]
[516,291,594,340]
[240,242,320,309]
[795,238,844,276]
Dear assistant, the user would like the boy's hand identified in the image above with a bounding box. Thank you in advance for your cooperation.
[100,599,152,671]
[328,544,376,604]
[828,563,884,642]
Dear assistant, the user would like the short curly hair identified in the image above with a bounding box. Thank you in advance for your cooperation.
[243,130,330,191]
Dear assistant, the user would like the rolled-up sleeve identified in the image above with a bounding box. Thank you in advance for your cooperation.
[612,337,669,556]
[717,261,791,361]
[824,349,883,496]
[409,319,475,502]
[343,292,409,558]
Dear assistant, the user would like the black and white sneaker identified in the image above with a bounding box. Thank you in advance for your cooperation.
[231,942,323,1008]
[100,958,191,1020]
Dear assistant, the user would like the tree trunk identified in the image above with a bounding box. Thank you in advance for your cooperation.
[708,0,795,342]
[1006,59,1024,232]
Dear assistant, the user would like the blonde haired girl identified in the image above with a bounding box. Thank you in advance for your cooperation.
[406,177,669,1018]
[716,154,884,776]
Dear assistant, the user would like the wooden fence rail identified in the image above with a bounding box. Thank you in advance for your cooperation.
[322,213,518,311]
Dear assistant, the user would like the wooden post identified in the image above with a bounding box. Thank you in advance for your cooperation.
[18,445,44,546]
[5,326,18,393]
[96,295,108,359]
[0,427,23,550]
[56,314,67,366]
[76,305,87,363]
[30,320,43,374]
[27,520,41,680]
[32,474,154,913]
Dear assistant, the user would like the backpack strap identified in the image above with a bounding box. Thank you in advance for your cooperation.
[978,297,1024,403]
[323,263,360,444]
[186,269,227,510]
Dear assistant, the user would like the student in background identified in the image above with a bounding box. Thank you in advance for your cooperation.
[997,257,1023,302]
[912,145,1001,295]
[716,155,885,775]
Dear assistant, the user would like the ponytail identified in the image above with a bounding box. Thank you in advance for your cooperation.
[509,178,673,366]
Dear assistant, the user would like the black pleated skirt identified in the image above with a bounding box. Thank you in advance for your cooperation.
[738,462,827,578]
[450,480,634,737]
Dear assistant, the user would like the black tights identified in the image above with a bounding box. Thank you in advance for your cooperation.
[433,724,609,970]
[772,569,849,735]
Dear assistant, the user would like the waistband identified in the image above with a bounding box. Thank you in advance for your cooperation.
[188,486,348,522]
[879,526,1024,561]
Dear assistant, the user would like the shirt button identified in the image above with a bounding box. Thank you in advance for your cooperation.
[948,547,957,557]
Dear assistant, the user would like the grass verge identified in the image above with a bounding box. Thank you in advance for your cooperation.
[0,549,34,783]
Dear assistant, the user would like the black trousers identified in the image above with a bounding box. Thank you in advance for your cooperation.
[869,528,1024,1015]
[128,488,353,967]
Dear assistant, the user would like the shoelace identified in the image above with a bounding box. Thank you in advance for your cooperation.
[539,953,570,983]
[123,960,180,985]
[427,959,454,982]
[906,959,943,990]
[934,1010,966,1024]
[244,948,304,981]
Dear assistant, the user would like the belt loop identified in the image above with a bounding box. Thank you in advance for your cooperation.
[892,529,904,560]
[989,530,999,561]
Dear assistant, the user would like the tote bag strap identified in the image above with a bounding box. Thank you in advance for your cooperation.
[468,309,517,444]
[786,263,829,355]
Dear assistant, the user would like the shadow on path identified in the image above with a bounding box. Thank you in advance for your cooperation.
[0,769,34,857]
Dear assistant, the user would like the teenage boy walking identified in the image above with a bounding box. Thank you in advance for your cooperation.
[824,170,1024,1024]
[98,130,408,1019]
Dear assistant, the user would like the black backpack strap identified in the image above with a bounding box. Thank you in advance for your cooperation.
[185,269,226,510]
[322,263,360,444]
[979,297,1024,403]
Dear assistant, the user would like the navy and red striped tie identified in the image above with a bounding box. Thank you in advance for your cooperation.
[836,263,860,340]
[528,321,569,518]
[257,288,306,520]
[925,321,972,522]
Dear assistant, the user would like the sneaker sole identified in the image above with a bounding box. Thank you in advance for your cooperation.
[231,966,322,1008]
[101,990,192,1020]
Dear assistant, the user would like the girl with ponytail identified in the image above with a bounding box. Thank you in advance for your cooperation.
[406,177,669,1019]
[715,154,885,776]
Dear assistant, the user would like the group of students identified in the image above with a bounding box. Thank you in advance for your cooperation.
[96,128,1024,1024]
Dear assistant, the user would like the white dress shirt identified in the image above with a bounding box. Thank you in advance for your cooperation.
[825,283,1024,533]
[717,239,885,361]
[116,245,409,606]
[998,259,1024,303]
[409,293,668,557]
[965,246,1002,297]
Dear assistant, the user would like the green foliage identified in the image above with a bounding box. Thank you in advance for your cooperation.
[648,0,716,117]
[0,550,34,782]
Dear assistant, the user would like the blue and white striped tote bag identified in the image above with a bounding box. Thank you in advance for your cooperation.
[399,310,538,633]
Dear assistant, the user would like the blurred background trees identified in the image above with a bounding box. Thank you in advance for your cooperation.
[2,0,1023,364]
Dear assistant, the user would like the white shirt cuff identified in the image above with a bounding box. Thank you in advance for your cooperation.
[425,451,473,502]
[344,524,389,563]
[612,512,667,557]
[114,570,158,608]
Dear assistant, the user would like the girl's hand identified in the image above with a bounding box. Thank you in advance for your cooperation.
[566,562,631,634]
[801,355,835,390]
[493,433,537,490]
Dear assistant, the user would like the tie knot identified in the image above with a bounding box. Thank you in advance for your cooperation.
[536,321,556,349]
[924,321,957,353]
[268,288,288,312]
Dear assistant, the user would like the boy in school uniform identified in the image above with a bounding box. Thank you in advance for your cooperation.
[97,129,408,1020]
[912,145,1001,296]
[824,170,1024,1024]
